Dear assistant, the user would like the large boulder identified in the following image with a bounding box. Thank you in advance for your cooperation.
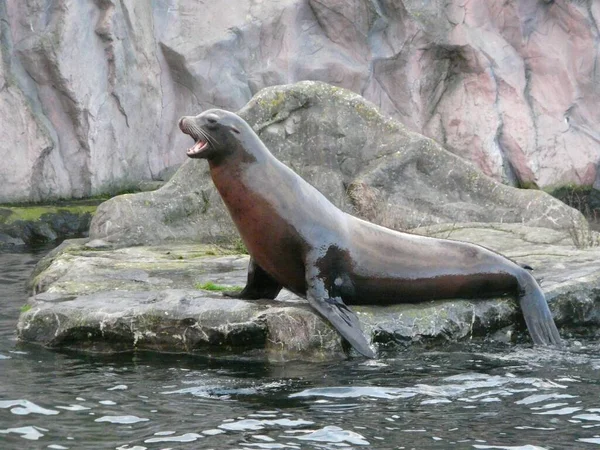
[0,203,98,247]
[17,224,600,360]
[89,81,585,246]
[1,1,599,202]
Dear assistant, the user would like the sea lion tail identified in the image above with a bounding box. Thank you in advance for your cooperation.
[517,270,562,347]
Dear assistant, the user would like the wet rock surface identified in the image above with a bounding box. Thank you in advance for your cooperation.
[17,224,600,360]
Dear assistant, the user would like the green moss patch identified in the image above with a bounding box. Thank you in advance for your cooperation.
[195,282,242,293]
[0,205,97,224]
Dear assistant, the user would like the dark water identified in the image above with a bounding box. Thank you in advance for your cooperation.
[2,249,600,449]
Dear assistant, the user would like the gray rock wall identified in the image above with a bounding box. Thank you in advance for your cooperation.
[2,0,599,202]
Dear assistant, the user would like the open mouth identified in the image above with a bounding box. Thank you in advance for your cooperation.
[187,139,208,157]
[179,117,211,158]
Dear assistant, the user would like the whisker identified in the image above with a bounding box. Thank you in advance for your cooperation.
[200,128,219,147]
[183,121,219,148]
[187,123,201,138]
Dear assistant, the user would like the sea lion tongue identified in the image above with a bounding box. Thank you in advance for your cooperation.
[187,139,208,157]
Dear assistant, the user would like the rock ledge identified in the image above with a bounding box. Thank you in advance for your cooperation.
[17,224,600,361]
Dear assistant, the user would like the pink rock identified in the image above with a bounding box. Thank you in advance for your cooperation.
[1,0,598,202]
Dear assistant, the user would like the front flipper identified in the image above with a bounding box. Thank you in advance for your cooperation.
[306,276,375,358]
[223,257,282,300]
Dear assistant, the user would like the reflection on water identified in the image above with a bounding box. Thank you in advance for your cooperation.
[2,247,600,449]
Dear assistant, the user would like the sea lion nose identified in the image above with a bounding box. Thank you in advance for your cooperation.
[178,117,188,131]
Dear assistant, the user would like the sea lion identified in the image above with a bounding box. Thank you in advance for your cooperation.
[179,109,562,358]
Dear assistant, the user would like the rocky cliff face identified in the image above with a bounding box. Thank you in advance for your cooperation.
[1,0,599,202]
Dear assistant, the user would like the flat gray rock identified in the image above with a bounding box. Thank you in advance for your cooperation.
[17,224,600,360]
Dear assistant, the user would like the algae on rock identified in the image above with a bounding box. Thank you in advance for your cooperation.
[0,203,99,246]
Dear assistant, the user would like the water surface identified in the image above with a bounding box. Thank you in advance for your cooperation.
[2,247,600,449]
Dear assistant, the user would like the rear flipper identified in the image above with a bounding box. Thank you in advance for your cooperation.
[223,257,282,300]
[517,270,562,347]
[306,275,375,358]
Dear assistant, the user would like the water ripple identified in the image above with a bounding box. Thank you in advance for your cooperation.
[287,425,370,446]
[515,393,576,405]
[144,432,203,443]
[55,404,91,411]
[95,415,149,424]
[290,373,567,403]
[0,399,59,416]
[0,425,47,440]
[533,407,582,415]
[219,418,313,431]
[289,386,416,399]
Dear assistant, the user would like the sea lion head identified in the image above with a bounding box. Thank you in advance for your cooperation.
[178,109,248,162]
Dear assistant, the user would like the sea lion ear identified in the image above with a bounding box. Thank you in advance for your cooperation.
[230,125,240,134]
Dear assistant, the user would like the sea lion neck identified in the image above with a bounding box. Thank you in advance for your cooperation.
[207,130,273,169]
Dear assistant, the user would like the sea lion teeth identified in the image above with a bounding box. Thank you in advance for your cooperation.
[187,140,208,156]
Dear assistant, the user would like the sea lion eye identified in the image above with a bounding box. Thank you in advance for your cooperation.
[206,113,219,126]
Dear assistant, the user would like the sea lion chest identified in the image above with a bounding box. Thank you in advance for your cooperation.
[210,161,309,294]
